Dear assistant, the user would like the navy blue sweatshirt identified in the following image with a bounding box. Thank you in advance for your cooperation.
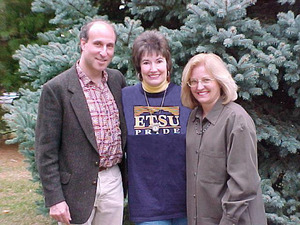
[122,82,190,223]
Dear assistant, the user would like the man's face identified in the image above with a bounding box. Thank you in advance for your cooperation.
[80,22,116,76]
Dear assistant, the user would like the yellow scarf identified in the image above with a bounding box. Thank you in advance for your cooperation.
[142,80,169,93]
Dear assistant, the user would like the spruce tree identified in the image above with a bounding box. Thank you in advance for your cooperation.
[3,0,299,224]
[0,0,54,91]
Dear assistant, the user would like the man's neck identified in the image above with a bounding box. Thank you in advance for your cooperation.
[78,60,104,84]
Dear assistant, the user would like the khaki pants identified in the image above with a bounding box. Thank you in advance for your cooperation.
[59,165,124,225]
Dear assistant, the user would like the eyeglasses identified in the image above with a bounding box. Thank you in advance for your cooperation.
[187,78,215,87]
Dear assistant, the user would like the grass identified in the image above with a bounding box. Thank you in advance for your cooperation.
[0,139,54,225]
[0,139,134,225]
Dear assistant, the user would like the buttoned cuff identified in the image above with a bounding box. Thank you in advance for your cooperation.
[219,213,238,225]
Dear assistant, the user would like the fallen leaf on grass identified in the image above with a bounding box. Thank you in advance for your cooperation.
[2,209,11,214]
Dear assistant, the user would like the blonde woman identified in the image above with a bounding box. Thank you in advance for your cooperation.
[181,53,267,225]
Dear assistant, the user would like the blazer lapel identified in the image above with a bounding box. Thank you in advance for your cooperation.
[107,71,121,109]
[67,68,98,152]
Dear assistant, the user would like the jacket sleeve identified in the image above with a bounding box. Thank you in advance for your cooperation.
[220,112,261,225]
[35,82,65,207]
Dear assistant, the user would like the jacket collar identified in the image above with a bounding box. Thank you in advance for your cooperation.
[67,65,98,152]
[194,98,225,125]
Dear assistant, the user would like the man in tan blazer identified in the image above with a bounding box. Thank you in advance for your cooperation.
[35,19,126,225]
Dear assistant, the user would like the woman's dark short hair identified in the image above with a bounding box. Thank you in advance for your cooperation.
[132,30,172,81]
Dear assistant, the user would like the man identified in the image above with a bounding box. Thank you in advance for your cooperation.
[35,19,127,225]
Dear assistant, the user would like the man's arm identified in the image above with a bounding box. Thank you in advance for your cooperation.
[35,82,65,207]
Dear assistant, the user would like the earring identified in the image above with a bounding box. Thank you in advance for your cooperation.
[167,71,171,82]
[137,73,143,81]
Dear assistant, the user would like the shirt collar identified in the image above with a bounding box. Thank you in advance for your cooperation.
[76,60,108,86]
[194,98,225,125]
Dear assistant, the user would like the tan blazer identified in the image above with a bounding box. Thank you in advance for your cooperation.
[35,65,127,224]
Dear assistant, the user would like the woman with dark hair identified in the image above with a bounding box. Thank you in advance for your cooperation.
[122,30,190,225]
[181,53,267,225]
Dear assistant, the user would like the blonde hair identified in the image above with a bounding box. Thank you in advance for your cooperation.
[181,53,238,109]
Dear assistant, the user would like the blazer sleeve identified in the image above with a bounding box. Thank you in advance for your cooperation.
[35,81,65,207]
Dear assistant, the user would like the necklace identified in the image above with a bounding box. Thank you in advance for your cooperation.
[194,120,211,135]
[143,89,167,132]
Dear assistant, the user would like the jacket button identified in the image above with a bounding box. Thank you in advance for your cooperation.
[95,161,99,166]
[92,180,97,185]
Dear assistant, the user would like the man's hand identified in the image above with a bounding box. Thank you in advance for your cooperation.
[50,201,72,225]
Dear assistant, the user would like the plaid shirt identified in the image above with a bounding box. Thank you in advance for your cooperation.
[76,62,122,168]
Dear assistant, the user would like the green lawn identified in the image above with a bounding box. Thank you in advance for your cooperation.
[0,140,54,225]
[0,140,133,225]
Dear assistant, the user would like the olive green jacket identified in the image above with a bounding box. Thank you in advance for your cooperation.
[186,99,267,225]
